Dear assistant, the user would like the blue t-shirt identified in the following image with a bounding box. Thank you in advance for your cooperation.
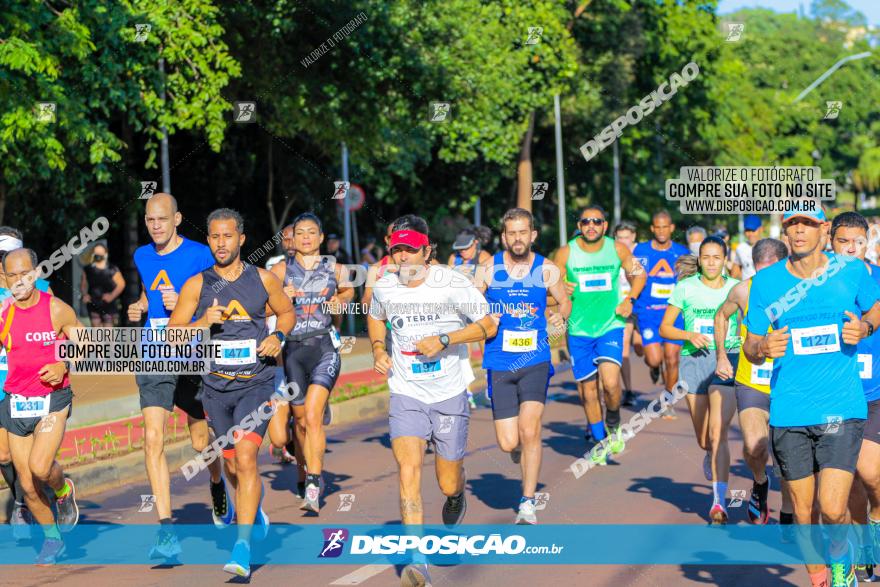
[858,264,880,402]
[133,237,214,328]
[0,278,52,401]
[745,253,880,427]
[633,241,690,312]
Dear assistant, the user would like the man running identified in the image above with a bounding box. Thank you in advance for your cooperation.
[744,207,880,587]
[128,192,227,557]
[829,212,880,580]
[730,215,763,280]
[715,238,793,526]
[478,208,570,524]
[170,208,295,578]
[269,213,353,514]
[0,248,80,565]
[632,210,689,418]
[555,205,646,463]
[368,214,495,587]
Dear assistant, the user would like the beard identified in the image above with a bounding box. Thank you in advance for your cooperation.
[213,246,241,268]
[508,241,531,261]
[581,232,602,244]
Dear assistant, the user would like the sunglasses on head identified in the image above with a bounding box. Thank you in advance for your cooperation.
[579,217,605,226]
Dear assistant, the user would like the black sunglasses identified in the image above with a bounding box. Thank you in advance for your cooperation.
[579,217,605,226]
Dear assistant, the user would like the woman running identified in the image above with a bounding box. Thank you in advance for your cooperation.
[659,236,741,524]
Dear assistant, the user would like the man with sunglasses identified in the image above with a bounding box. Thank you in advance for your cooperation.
[744,206,880,587]
[554,205,645,465]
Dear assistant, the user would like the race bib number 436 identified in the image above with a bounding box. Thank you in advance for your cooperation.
[791,324,840,355]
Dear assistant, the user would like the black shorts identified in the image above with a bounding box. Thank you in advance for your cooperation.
[0,387,73,437]
[86,300,118,317]
[735,382,770,414]
[282,335,340,406]
[770,419,866,481]
[864,399,880,445]
[487,362,552,421]
[199,381,276,458]
[136,373,205,420]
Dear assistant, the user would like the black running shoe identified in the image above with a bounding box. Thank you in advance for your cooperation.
[621,389,636,407]
[650,366,661,385]
[442,491,467,527]
[747,479,769,524]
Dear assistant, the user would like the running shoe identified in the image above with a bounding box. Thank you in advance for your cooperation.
[223,539,251,578]
[660,404,678,420]
[211,477,235,528]
[149,528,182,559]
[401,563,432,587]
[56,478,79,532]
[294,480,306,499]
[650,366,661,384]
[300,475,323,513]
[589,442,608,467]
[323,404,333,426]
[709,503,728,525]
[254,486,270,542]
[467,391,477,410]
[856,562,874,583]
[35,538,65,566]
[702,452,713,482]
[779,511,795,544]
[11,501,32,542]
[607,426,626,455]
[510,446,522,465]
[515,498,537,525]
[747,479,769,524]
[621,389,636,407]
[831,561,857,587]
[442,474,467,527]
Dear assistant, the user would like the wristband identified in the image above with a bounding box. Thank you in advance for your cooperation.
[272,330,285,343]
[476,321,487,339]
[371,340,386,349]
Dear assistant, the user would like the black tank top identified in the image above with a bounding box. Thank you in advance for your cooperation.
[284,255,337,337]
[197,263,273,391]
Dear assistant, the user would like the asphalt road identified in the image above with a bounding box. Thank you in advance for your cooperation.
[7,359,805,587]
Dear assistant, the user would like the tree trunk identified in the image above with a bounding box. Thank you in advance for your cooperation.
[516,111,536,211]
[121,120,141,324]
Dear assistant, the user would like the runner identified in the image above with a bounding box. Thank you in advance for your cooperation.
[686,225,707,255]
[829,212,880,581]
[80,243,125,327]
[448,227,491,275]
[0,248,80,565]
[128,193,228,557]
[631,210,689,417]
[169,208,295,578]
[730,215,763,280]
[268,213,353,514]
[743,206,880,587]
[478,208,570,524]
[714,237,793,527]
[554,205,646,464]
[614,221,643,407]
[368,214,495,587]
[0,232,52,541]
[659,235,740,524]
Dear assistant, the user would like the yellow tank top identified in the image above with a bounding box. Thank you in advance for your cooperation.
[735,280,772,394]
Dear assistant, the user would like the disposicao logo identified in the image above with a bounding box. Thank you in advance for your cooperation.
[319,528,349,558]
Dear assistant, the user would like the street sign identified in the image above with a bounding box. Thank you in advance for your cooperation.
[336,183,365,211]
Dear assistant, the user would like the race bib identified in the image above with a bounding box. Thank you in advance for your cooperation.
[149,318,169,330]
[215,339,257,366]
[859,353,873,380]
[578,273,611,293]
[10,394,49,419]
[751,360,773,386]
[502,329,538,353]
[791,324,840,356]
[0,350,7,372]
[403,355,448,382]
[650,282,674,299]
[692,318,714,336]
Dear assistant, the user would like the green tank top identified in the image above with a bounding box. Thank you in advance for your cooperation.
[566,236,625,337]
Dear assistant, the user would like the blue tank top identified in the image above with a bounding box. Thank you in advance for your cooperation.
[482,252,550,370]
[632,240,690,311]
[859,264,880,402]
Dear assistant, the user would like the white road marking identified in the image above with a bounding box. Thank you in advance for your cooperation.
[330,564,393,585]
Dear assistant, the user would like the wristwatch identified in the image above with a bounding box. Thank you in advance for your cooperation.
[628,297,637,305]
[439,334,450,349]
[867,322,875,338]
[272,330,285,343]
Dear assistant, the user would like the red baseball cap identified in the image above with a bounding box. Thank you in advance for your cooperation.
[389,230,429,250]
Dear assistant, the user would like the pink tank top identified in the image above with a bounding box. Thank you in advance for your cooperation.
[1,292,69,397]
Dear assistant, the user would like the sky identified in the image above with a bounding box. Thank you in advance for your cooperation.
[717,0,880,26]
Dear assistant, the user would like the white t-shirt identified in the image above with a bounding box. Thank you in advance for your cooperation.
[734,242,755,280]
[369,265,489,404]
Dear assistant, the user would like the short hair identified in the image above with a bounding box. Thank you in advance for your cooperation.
[580,204,606,219]
[2,248,38,272]
[0,226,22,240]
[501,208,534,232]
[652,210,672,224]
[752,238,788,266]
[831,211,868,238]
[613,221,637,236]
[687,225,707,240]
[292,212,323,233]
[699,235,728,259]
[392,214,429,235]
[206,208,244,233]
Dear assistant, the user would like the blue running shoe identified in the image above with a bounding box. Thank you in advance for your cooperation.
[223,539,251,578]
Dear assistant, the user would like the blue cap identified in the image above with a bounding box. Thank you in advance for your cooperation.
[783,203,827,223]
[743,215,761,231]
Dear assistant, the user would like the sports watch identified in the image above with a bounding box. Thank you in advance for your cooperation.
[439,334,450,349]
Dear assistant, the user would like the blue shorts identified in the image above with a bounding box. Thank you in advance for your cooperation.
[635,308,684,346]
[569,329,624,381]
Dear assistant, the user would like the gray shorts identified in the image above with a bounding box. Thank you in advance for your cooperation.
[389,392,470,461]
[136,373,205,420]
[679,350,739,395]
[735,382,770,413]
